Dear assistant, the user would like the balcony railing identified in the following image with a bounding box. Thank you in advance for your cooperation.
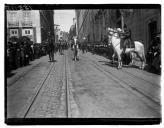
[8,21,19,27]
[22,21,33,27]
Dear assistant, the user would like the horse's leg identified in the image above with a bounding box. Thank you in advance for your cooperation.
[112,53,115,64]
[77,50,79,60]
[120,60,123,68]
[117,53,121,69]
[141,51,146,70]
[120,51,123,69]
[75,50,77,61]
[135,51,144,69]
[75,51,76,61]
[129,52,134,66]
[73,50,75,61]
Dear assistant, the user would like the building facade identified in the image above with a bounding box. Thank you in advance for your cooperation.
[123,9,161,52]
[75,9,161,52]
[7,10,41,43]
[69,17,77,40]
[40,10,55,44]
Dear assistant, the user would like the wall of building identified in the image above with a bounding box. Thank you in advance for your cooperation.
[76,9,161,52]
[40,10,55,44]
[124,9,161,52]
[7,10,41,43]
[76,9,112,43]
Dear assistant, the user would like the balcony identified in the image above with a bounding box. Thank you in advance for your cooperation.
[8,21,19,27]
[22,21,33,27]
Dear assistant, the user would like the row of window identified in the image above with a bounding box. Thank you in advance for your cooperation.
[8,11,31,22]
[8,21,33,27]
[25,30,31,34]
[10,29,32,36]
[11,30,18,35]
[8,11,33,27]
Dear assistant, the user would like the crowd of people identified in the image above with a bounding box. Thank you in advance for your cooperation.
[146,35,161,74]
[7,36,47,76]
[7,33,161,76]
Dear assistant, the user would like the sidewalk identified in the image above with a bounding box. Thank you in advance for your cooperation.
[7,55,49,86]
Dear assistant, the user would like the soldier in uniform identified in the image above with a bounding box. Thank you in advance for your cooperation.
[47,42,55,62]
[120,25,133,53]
[72,36,79,61]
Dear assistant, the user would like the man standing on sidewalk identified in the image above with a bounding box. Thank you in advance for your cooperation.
[47,42,55,62]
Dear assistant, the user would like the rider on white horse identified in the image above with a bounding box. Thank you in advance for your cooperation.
[107,27,146,69]
[118,25,135,53]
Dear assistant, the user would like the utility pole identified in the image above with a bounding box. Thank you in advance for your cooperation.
[120,9,124,32]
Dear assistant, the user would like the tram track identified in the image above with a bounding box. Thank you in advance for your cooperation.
[64,50,79,117]
[17,62,55,118]
[82,55,161,114]
[91,54,160,87]
[121,68,160,87]
[83,54,160,98]
[17,51,72,118]
[65,51,70,117]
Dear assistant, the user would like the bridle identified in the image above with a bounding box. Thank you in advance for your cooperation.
[108,31,121,48]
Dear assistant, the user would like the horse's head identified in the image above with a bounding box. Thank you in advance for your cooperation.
[107,28,117,45]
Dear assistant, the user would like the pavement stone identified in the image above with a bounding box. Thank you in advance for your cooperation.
[7,50,161,118]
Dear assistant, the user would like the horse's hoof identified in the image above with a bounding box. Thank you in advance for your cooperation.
[141,67,145,70]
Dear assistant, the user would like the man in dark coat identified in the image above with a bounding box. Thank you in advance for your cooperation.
[47,42,54,61]
[120,25,134,53]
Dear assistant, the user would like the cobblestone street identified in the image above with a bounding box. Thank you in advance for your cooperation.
[7,50,161,118]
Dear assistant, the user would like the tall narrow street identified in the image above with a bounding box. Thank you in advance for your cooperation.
[6,6,161,125]
[7,50,161,118]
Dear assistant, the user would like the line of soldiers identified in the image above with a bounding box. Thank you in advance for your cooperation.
[46,40,69,62]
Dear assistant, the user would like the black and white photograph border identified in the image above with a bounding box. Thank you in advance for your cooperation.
[1,0,164,127]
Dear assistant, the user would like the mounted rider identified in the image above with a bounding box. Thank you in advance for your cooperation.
[119,25,134,53]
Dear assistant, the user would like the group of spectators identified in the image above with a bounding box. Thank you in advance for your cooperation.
[78,42,114,60]
[146,35,161,74]
[7,34,161,76]
[7,36,47,76]
[79,35,161,74]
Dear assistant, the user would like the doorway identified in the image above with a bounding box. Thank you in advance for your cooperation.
[148,21,157,45]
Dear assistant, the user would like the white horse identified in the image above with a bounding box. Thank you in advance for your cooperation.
[108,28,146,69]
[73,37,79,61]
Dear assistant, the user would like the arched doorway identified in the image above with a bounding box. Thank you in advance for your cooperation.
[148,21,157,45]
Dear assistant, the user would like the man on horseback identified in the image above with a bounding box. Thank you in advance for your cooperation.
[119,25,134,53]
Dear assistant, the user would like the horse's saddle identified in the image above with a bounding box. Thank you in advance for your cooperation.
[124,38,135,48]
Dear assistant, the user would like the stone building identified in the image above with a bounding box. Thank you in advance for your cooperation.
[69,17,77,40]
[76,9,115,44]
[123,9,161,52]
[75,9,161,52]
[7,10,41,43]
[40,10,55,44]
